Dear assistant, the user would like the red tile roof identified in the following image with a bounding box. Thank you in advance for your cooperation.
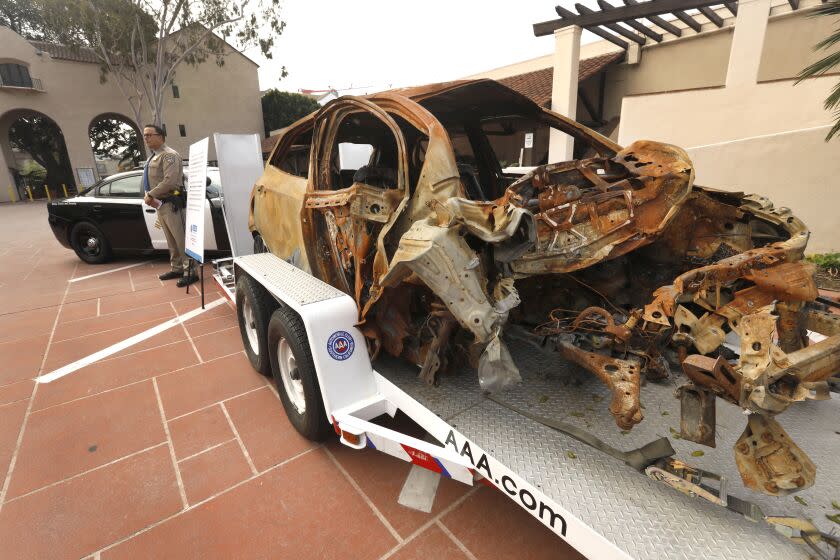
[262,135,279,155]
[499,51,624,108]
[29,41,100,64]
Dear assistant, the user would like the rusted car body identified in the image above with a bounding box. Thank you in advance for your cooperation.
[250,79,839,497]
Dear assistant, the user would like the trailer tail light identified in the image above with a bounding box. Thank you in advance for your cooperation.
[342,431,361,446]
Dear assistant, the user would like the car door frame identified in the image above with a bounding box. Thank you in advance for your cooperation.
[301,96,411,311]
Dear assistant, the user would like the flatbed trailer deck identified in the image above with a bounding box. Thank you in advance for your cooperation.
[216,253,839,560]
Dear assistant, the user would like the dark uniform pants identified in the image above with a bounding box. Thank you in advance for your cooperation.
[158,201,188,275]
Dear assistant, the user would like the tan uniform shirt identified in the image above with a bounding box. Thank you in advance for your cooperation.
[146,144,184,199]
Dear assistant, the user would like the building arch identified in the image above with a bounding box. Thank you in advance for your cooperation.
[88,112,145,177]
[0,108,74,199]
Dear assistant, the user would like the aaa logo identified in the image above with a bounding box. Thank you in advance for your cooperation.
[327,331,354,361]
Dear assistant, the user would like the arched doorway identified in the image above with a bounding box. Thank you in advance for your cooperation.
[88,113,144,178]
[1,109,74,200]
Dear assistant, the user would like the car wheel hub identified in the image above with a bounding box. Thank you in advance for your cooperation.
[278,338,305,414]
[242,297,259,355]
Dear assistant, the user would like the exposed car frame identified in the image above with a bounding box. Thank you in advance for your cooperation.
[249,79,839,497]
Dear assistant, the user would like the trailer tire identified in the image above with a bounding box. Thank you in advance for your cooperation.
[236,274,277,376]
[267,307,331,441]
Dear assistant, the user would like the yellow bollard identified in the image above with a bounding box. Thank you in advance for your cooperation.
[26,186,33,201]
[45,184,52,201]
[7,186,15,203]
[62,184,69,198]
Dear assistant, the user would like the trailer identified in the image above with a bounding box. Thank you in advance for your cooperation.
[214,252,840,560]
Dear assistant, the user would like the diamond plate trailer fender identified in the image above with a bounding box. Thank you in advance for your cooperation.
[233,253,380,419]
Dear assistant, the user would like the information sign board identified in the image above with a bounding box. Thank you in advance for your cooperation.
[184,137,209,263]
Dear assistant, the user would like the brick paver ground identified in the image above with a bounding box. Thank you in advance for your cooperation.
[0,202,584,560]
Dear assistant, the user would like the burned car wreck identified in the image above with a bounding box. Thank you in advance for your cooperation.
[250,79,839,498]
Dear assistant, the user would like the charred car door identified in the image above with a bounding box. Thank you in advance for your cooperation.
[302,98,410,317]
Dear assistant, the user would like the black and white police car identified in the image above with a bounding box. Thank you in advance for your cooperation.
[47,167,231,264]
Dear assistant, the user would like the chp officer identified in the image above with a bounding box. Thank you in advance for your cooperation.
[142,125,197,287]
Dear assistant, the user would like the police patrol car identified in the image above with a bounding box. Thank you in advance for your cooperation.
[47,167,231,264]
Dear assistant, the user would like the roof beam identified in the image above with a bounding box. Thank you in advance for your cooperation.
[574,3,647,45]
[724,2,738,15]
[623,0,682,36]
[698,6,724,26]
[556,5,630,49]
[673,10,702,32]
[598,0,664,41]
[535,0,729,36]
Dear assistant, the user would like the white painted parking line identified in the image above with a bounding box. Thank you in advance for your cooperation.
[69,261,152,283]
[36,297,227,384]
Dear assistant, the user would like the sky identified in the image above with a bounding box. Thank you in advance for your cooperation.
[241,0,604,95]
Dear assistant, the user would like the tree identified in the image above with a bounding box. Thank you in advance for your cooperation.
[8,0,286,128]
[89,118,143,168]
[8,115,75,190]
[797,0,840,140]
[0,0,45,38]
[261,90,320,136]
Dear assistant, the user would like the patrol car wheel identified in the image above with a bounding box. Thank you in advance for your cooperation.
[267,307,331,441]
[235,274,277,376]
[71,221,112,264]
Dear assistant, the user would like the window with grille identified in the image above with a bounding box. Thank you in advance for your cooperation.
[0,63,33,88]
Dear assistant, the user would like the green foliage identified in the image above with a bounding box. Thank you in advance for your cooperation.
[805,253,840,269]
[797,0,840,140]
[261,90,320,136]
[8,115,75,188]
[89,118,143,166]
[18,160,47,187]
[0,0,45,38]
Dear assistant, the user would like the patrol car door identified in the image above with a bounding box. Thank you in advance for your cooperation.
[142,199,168,250]
[302,97,409,313]
[94,174,152,250]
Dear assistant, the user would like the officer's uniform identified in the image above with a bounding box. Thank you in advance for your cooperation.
[144,145,187,276]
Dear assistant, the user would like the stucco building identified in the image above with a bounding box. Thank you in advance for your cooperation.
[467,0,838,253]
[0,25,263,202]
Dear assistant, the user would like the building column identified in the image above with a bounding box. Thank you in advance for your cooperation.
[0,149,13,203]
[549,25,582,163]
[725,0,772,88]
[61,120,99,188]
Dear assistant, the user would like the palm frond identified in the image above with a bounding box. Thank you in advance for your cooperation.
[795,1,840,139]
[825,108,840,140]
[810,0,840,17]
[796,51,840,82]
[825,78,840,110]
[813,28,840,51]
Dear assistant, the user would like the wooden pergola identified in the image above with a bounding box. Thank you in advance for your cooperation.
[533,0,803,49]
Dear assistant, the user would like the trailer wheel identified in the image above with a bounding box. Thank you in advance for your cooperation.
[267,307,331,441]
[235,274,277,376]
